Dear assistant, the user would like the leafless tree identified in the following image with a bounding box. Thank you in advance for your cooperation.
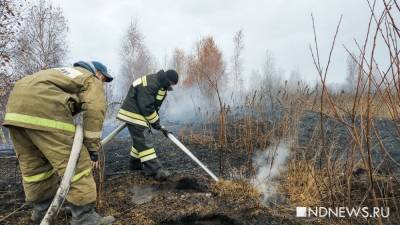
[0,0,22,72]
[231,30,244,95]
[12,0,68,77]
[0,0,23,118]
[169,48,186,87]
[345,54,358,92]
[117,20,154,101]
[251,50,283,95]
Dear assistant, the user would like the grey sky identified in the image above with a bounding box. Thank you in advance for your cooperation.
[49,0,383,84]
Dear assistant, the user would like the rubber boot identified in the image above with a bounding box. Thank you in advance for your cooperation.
[142,159,170,181]
[70,203,115,225]
[30,198,52,223]
[129,157,142,171]
[154,168,171,181]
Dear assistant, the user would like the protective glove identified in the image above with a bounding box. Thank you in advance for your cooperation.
[88,151,98,162]
[151,120,162,130]
[160,126,170,137]
[88,150,100,170]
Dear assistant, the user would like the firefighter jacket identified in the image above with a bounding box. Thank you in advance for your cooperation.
[117,70,169,128]
[3,67,107,152]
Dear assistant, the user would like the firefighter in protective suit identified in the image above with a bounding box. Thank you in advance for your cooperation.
[117,69,179,181]
[3,61,115,225]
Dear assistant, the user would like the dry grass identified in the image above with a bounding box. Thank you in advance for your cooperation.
[283,160,322,206]
[212,180,261,206]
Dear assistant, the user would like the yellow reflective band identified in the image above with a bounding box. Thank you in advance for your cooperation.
[148,114,159,124]
[5,113,75,132]
[131,147,139,154]
[130,147,140,158]
[142,76,147,86]
[23,169,54,183]
[130,151,140,158]
[146,111,158,120]
[145,111,159,124]
[139,148,156,157]
[158,90,166,96]
[119,109,146,122]
[117,113,149,127]
[84,130,101,139]
[132,77,142,87]
[140,154,157,162]
[156,95,165,101]
[71,167,92,183]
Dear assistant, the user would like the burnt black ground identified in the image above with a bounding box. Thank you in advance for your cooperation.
[1,111,400,224]
[298,111,400,174]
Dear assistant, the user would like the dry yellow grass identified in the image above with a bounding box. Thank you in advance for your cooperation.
[282,160,323,206]
[212,180,261,206]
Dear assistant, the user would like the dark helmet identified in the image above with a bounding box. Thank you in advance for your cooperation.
[166,69,179,85]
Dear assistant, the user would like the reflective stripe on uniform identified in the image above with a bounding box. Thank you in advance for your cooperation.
[5,113,75,132]
[132,75,148,87]
[145,111,159,124]
[141,76,147,86]
[117,113,148,127]
[84,130,102,139]
[141,154,157,162]
[117,109,149,127]
[71,167,92,183]
[119,109,147,121]
[156,95,165,100]
[23,169,55,183]
[158,90,166,96]
[156,90,166,101]
[139,148,157,162]
[130,147,140,158]
[132,77,142,87]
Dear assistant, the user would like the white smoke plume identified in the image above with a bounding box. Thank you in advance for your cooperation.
[160,86,219,124]
[252,140,290,204]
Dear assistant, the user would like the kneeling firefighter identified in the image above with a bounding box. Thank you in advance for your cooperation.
[117,69,179,181]
[3,61,115,225]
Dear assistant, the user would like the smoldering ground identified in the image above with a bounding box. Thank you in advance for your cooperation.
[252,141,290,205]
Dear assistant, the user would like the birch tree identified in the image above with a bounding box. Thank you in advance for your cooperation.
[13,0,68,76]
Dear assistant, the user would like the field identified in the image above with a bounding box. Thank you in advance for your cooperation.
[1,104,400,224]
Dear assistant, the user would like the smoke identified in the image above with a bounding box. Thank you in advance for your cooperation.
[252,140,290,204]
[129,185,156,205]
[160,86,219,124]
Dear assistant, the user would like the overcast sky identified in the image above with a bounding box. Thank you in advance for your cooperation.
[48,0,385,84]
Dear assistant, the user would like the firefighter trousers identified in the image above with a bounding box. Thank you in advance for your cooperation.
[127,124,162,175]
[8,126,96,205]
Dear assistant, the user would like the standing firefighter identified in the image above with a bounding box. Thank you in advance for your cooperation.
[117,69,179,181]
[3,61,115,225]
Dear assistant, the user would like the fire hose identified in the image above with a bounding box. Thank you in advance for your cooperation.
[101,123,127,146]
[40,125,83,225]
[166,132,219,181]
[40,123,218,224]
[101,123,218,181]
